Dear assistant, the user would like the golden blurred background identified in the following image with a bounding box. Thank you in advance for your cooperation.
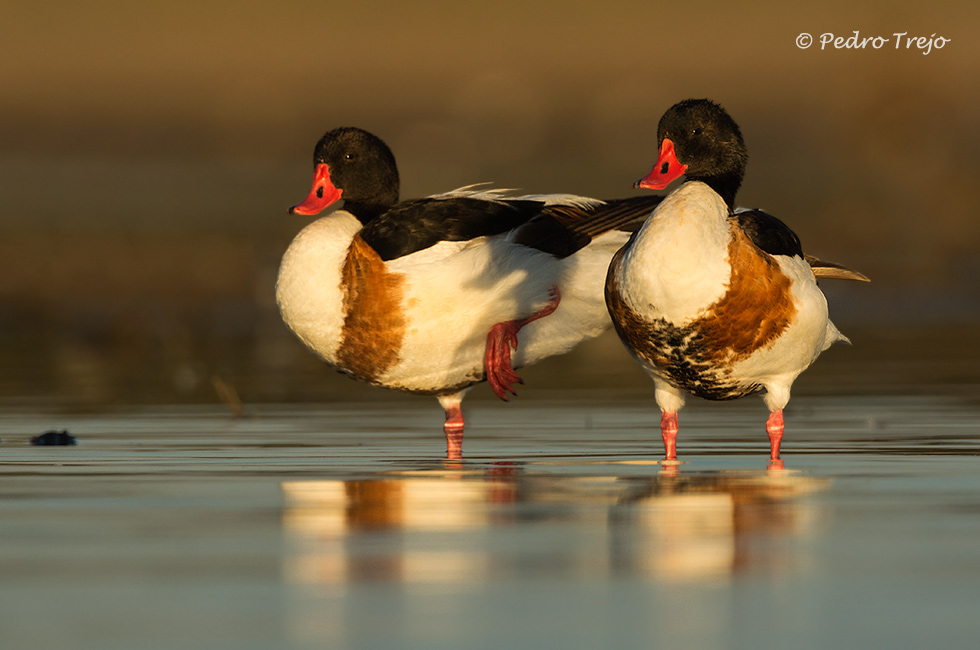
[2,0,978,408]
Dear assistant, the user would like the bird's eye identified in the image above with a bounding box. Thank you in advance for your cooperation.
[692,127,703,136]
[344,153,355,161]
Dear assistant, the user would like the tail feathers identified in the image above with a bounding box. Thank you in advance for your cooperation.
[825,320,851,349]
[805,254,870,282]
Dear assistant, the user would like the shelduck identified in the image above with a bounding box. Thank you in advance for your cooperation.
[605,99,868,463]
[277,127,662,458]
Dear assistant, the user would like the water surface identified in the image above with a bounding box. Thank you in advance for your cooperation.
[2,394,979,649]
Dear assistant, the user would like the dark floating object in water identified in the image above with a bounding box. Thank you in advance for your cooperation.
[31,430,77,446]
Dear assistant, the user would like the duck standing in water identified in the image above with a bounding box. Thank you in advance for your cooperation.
[605,99,868,462]
[278,127,662,458]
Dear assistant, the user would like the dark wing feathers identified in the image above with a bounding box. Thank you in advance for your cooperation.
[565,195,664,239]
[511,195,664,258]
[507,213,592,258]
[361,194,664,261]
[731,209,804,258]
[360,197,543,261]
[734,208,869,282]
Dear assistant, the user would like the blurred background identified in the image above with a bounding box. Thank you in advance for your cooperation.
[2,0,978,410]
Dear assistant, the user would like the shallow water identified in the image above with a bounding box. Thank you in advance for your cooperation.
[1,394,979,649]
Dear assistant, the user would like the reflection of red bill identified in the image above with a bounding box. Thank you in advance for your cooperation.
[634,138,687,190]
[289,163,343,215]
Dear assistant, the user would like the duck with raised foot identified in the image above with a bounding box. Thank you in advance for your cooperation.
[278,127,663,458]
[605,99,868,463]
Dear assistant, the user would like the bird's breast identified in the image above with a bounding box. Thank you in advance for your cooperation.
[608,220,799,399]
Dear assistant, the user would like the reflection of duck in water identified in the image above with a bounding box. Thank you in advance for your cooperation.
[606,99,868,462]
[282,469,519,584]
[278,127,663,458]
[281,462,826,584]
[609,469,828,579]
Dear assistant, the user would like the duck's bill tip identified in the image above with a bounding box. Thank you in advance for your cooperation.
[289,163,342,216]
[635,138,687,190]
[634,170,677,191]
[634,176,665,190]
[288,199,329,216]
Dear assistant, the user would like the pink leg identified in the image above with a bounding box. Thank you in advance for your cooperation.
[661,410,679,460]
[484,287,561,400]
[766,409,784,461]
[443,403,464,460]
[438,393,467,459]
